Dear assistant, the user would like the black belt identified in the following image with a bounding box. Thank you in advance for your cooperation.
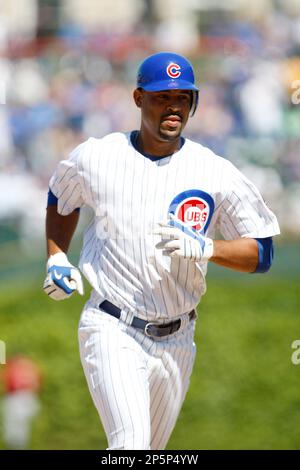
[99,300,195,338]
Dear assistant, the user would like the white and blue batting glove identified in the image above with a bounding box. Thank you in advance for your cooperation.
[154,215,214,262]
[43,252,84,301]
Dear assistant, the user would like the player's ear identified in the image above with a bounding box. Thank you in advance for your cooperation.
[133,88,143,108]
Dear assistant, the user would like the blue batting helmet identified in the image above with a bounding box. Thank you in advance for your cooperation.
[136,52,199,116]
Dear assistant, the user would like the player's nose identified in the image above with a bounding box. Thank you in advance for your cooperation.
[165,97,184,115]
[167,97,180,109]
[163,103,180,118]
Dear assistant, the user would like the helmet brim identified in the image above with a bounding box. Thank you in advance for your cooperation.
[140,80,199,92]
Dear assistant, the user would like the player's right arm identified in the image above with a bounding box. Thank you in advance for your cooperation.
[46,204,79,257]
[44,204,83,301]
[43,141,88,301]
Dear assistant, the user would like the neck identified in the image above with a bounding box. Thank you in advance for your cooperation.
[137,129,182,157]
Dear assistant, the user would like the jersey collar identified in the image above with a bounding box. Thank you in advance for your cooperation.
[130,130,185,161]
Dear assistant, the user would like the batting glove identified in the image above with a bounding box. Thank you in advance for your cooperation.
[43,252,84,301]
[154,216,214,262]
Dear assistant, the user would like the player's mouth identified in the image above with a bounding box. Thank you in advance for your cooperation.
[161,114,182,129]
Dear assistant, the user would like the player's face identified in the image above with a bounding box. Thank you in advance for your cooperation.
[134,89,191,142]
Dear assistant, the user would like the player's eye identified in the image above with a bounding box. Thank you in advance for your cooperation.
[156,94,168,101]
[179,94,190,102]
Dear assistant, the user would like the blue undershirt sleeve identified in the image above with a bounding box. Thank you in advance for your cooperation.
[254,237,273,273]
[47,190,80,213]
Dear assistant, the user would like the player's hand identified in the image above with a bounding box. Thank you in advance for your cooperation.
[43,252,84,301]
[154,215,214,262]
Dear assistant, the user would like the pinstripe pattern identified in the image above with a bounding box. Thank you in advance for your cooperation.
[78,304,196,450]
[49,132,279,319]
[49,131,279,449]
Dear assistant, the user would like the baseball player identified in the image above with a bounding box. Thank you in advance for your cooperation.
[43,52,280,450]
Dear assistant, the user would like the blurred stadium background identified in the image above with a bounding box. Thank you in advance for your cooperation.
[0,0,299,450]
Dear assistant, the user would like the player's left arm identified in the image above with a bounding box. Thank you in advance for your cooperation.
[210,237,272,273]
[209,161,279,273]
[154,218,273,274]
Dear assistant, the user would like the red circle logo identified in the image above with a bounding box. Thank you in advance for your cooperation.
[166,62,181,79]
[176,197,209,232]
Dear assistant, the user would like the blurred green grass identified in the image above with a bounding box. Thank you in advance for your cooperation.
[0,274,299,449]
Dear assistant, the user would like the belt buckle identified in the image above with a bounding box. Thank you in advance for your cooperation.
[144,320,181,338]
[144,322,159,338]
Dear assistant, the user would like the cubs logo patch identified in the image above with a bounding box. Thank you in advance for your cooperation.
[166,62,181,79]
[168,189,215,233]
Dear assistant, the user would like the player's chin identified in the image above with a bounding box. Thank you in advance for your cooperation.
[159,125,182,141]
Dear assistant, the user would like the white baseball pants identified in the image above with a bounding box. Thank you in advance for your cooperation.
[78,303,196,450]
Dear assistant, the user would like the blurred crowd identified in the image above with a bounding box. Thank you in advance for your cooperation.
[1,0,300,243]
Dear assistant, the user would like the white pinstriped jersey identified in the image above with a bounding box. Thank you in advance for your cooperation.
[50,131,280,321]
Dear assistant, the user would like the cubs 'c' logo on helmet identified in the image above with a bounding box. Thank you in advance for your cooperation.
[166,62,181,79]
[168,190,215,233]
